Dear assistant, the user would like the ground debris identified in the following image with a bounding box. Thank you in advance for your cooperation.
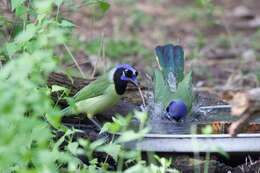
[233,159,260,173]
[228,88,260,136]
[231,6,255,20]
[173,156,232,173]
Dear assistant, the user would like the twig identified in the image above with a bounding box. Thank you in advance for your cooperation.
[199,105,231,110]
[155,55,161,70]
[102,33,107,72]
[91,32,104,78]
[104,134,115,163]
[63,43,87,79]
[138,86,146,107]
[229,113,251,137]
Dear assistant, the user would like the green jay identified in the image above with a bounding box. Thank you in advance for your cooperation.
[55,64,139,130]
[154,44,194,121]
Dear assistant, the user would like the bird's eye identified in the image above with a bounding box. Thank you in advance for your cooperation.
[125,70,133,77]
[135,71,138,76]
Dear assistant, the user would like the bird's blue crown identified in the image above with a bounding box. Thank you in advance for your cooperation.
[116,64,138,86]
[166,100,187,121]
[116,64,137,72]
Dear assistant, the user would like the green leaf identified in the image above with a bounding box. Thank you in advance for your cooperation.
[11,0,25,11]
[116,128,149,143]
[124,164,146,173]
[15,24,37,43]
[5,42,19,57]
[213,146,229,159]
[90,139,106,150]
[51,85,69,93]
[78,138,89,148]
[34,0,53,14]
[67,142,80,155]
[112,115,132,128]
[53,129,75,150]
[54,0,64,6]
[60,20,75,28]
[202,125,213,134]
[100,122,121,134]
[98,1,110,13]
[45,110,63,130]
[90,158,98,166]
[134,111,147,128]
[97,143,121,161]
[154,155,172,169]
[15,5,27,16]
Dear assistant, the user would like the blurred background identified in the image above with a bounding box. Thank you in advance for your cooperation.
[56,0,260,93]
[1,0,260,91]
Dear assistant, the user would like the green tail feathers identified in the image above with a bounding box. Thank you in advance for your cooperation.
[154,69,173,106]
[61,106,74,116]
[155,44,184,84]
[154,44,194,113]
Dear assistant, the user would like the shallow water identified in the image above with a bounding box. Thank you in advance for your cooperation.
[141,91,240,134]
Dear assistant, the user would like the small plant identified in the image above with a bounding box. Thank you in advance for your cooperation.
[195,0,214,18]
[129,9,153,31]
[251,29,260,51]
[172,0,219,27]
[85,38,152,60]
[0,1,180,172]
[0,0,82,172]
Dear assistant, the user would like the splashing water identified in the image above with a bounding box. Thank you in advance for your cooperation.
[132,82,232,134]
[135,91,233,134]
[146,97,192,134]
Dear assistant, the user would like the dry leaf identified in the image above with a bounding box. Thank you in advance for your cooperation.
[230,92,249,116]
[229,88,260,136]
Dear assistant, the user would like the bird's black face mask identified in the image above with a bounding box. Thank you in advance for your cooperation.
[113,64,139,95]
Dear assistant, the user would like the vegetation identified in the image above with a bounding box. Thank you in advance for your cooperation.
[85,38,151,60]
[0,0,176,172]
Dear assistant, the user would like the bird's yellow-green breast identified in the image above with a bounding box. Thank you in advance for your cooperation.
[74,83,122,118]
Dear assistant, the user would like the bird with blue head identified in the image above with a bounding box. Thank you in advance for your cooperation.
[166,100,188,121]
[154,44,194,122]
[59,64,139,129]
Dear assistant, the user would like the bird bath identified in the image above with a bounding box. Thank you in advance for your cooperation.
[118,92,260,153]
[49,72,260,155]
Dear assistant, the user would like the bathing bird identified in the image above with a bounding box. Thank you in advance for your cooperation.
[154,44,194,121]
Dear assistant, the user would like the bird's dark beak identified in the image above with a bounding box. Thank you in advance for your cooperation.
[166,114,181,122]
[172,116,181,122]
[129,78,139,87]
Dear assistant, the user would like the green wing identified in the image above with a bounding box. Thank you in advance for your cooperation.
[73,73,112,102]
[154,69,174,107]
[172,72,193,112]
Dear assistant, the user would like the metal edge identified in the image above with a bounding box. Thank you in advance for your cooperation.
[141,133,260,138]
[118,133,260,152]
[116,132,260,138]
